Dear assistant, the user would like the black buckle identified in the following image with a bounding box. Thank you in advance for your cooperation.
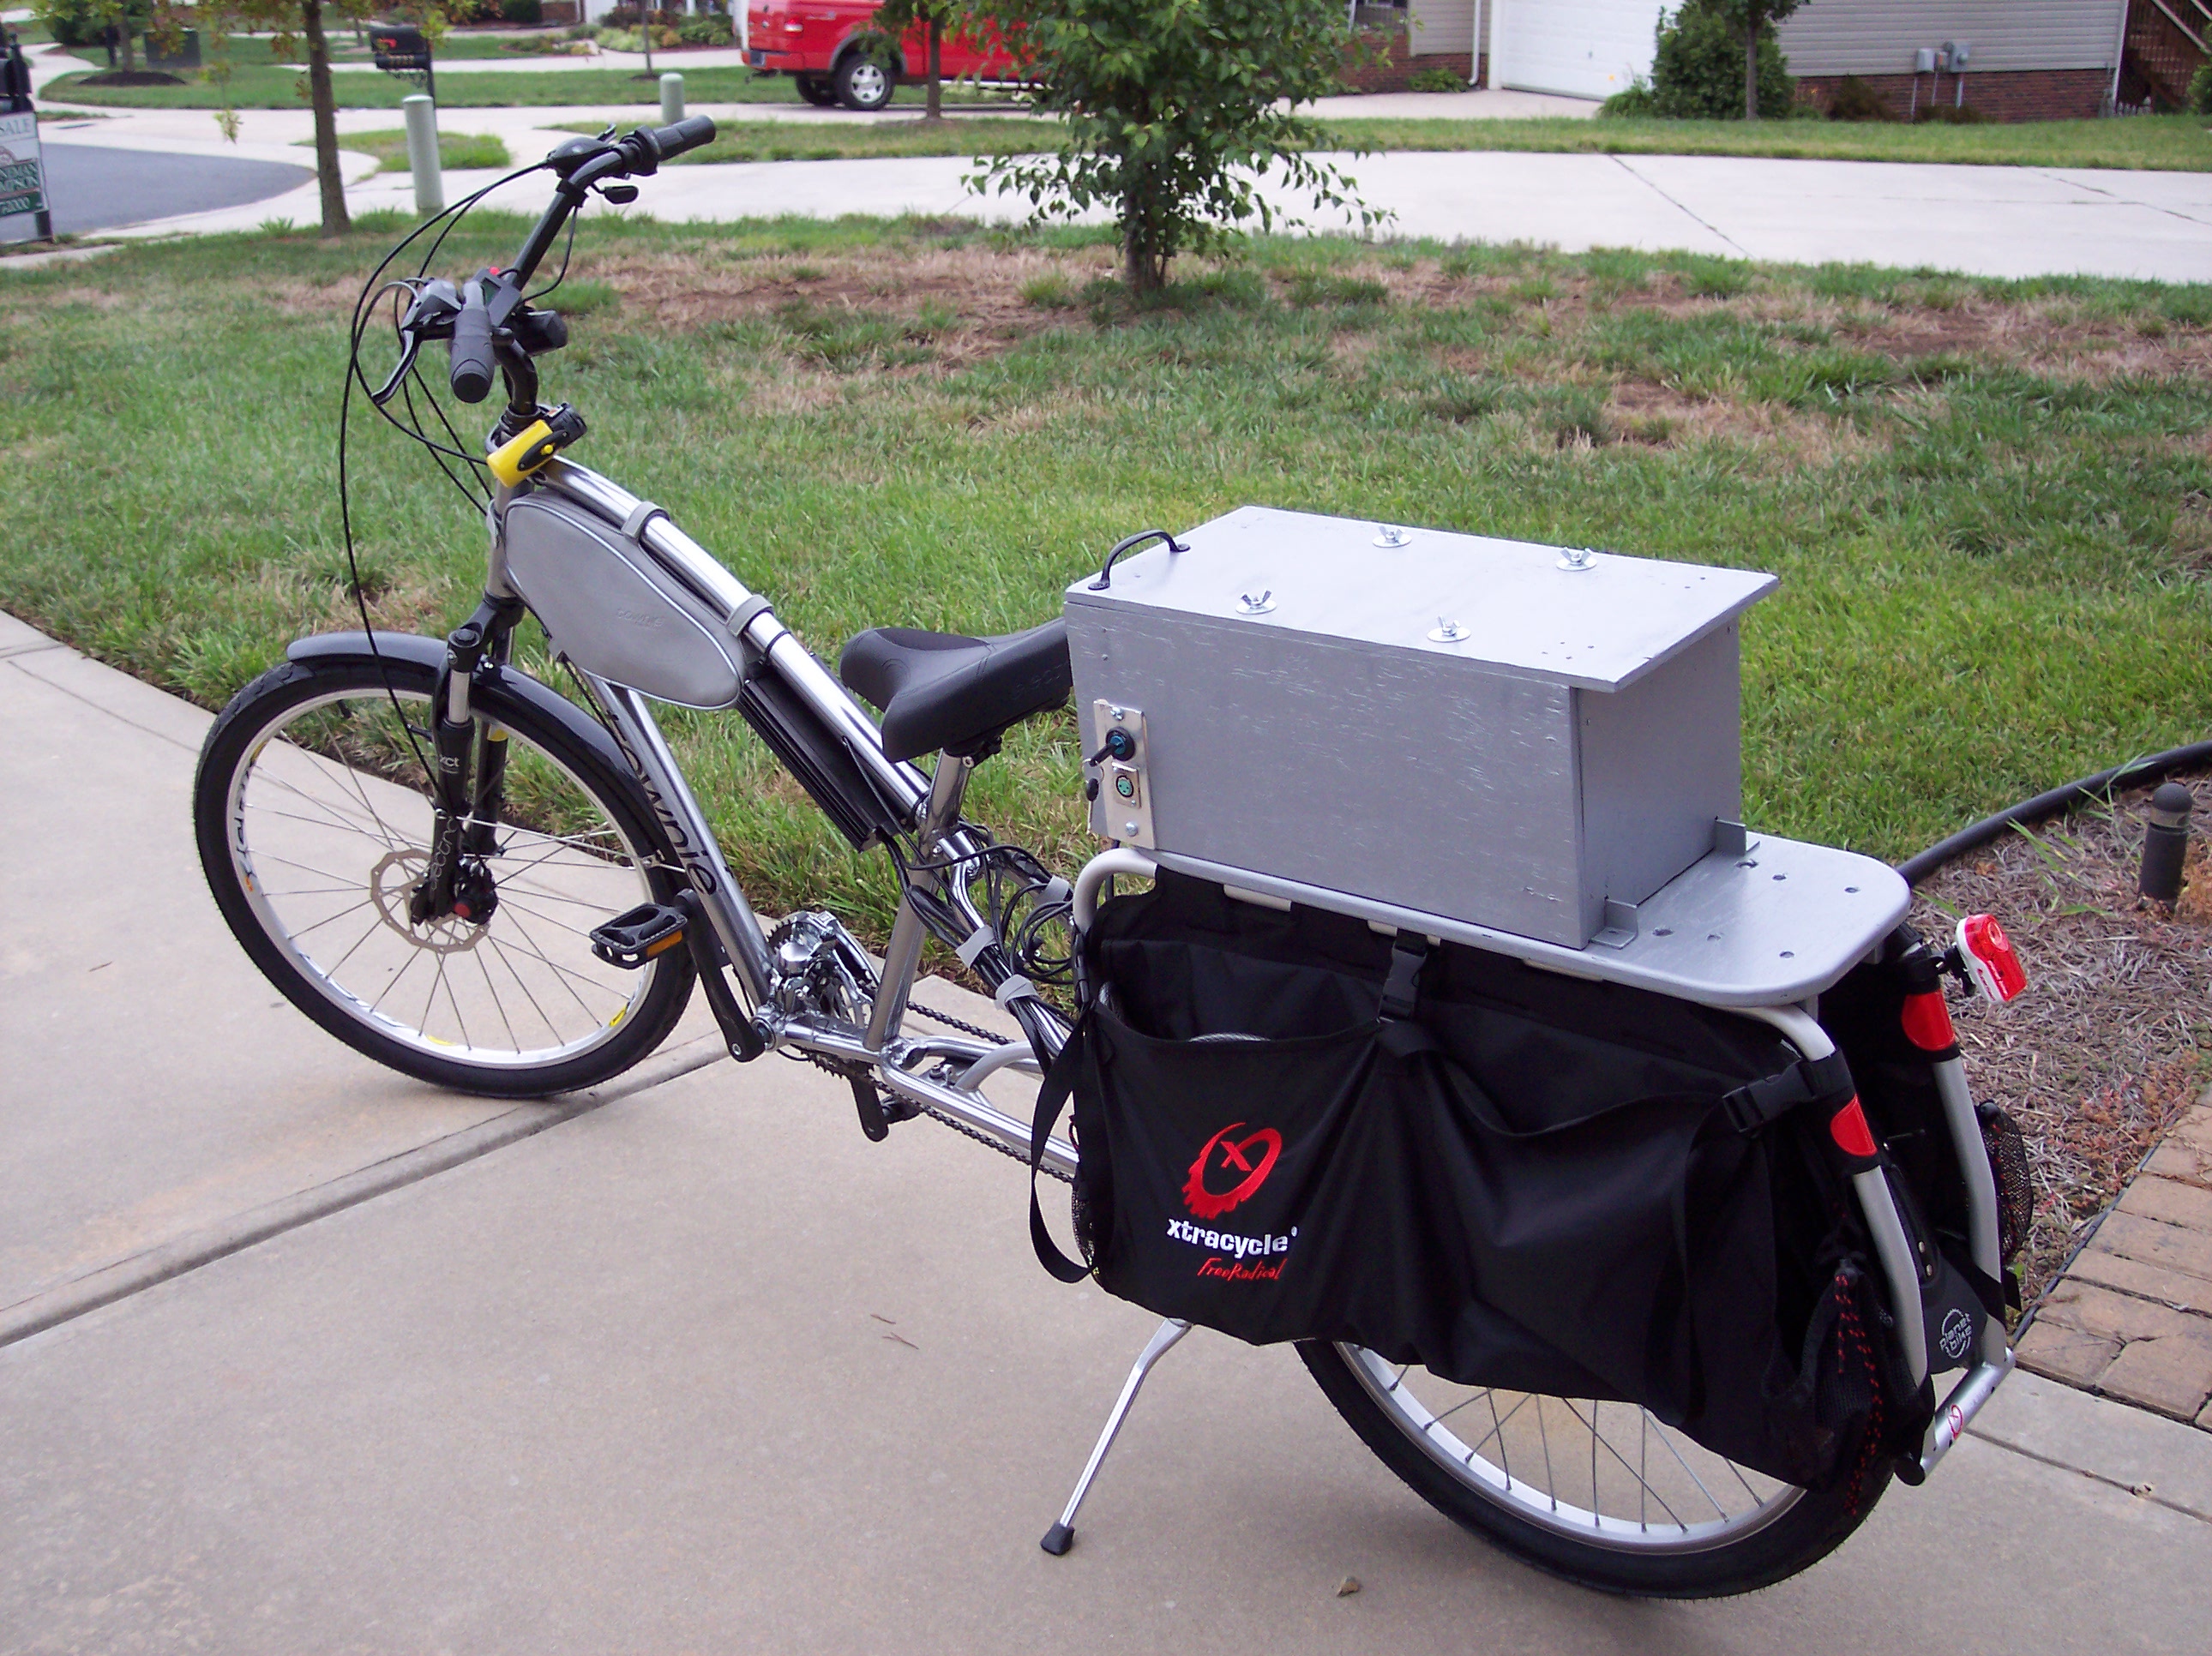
[1379,934,1430,1021]
[1722,1050,1855,1134]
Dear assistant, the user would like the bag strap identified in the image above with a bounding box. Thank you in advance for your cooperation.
[1722,1050,1856,1134]
[1029,1016,1093,1285]
[1378,933,1430,1021]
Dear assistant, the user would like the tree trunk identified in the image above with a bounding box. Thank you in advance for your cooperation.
[119,17,136,73]
[303,0,350,237]
[1743,10,1759,121]
[924,16,941,122]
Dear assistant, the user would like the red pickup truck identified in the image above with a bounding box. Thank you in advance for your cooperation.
[744,2,1022,111]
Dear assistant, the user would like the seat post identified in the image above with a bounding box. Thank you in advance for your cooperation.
[865,754,973,1053]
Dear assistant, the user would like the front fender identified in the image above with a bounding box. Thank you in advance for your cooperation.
[283,631,652,852]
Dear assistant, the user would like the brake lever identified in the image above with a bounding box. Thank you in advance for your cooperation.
[370,330,424,406]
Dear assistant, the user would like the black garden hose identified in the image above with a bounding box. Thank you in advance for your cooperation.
[1896,737,2212,886]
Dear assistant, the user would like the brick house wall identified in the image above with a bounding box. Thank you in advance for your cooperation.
[1339,30,1476,93]
[1794,66,2113,121]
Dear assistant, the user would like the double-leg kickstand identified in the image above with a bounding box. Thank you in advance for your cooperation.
[1040,1317,1190,1556]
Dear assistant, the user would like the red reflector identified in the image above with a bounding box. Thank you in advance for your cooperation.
[1900,989,1955,1052]
[1957,914,2028,1003]
[1830,1097,1878,1161]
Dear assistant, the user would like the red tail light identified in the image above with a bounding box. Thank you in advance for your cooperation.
[1956,914,2027,1003]
[1900,989,1956,1051]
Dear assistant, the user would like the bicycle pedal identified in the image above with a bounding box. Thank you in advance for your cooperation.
[589,903,689,969]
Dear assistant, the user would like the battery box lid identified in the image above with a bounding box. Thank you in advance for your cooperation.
[1065,507,1778,693]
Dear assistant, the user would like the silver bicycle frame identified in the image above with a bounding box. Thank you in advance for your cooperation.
[496,462,1076,1178]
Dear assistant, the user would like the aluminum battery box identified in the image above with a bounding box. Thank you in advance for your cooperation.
[1062,507,1779,951]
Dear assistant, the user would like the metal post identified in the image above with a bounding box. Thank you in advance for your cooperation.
[401,93,442,217]
[659,71,686,125]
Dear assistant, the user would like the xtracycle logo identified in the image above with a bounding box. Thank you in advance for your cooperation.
[1181,1121,1282,1220]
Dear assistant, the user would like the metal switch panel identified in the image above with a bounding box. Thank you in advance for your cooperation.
[1088,700,1157,849]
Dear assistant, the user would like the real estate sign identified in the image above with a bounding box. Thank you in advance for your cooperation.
[0,109,49,237]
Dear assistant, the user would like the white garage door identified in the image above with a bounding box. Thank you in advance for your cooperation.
[1491,0,1662,101]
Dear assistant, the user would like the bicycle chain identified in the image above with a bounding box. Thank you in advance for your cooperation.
[784,1003,1072,1184]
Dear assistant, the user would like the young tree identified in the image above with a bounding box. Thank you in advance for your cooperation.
[975,0,1377,295]
[204,0,371,236]
[870,0,959,121]
[1716,0,1803,120]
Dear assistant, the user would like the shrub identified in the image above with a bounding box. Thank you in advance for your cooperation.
[2186,63,2212,115]
[1826,74,1894,122]
[1598,78,1656,118]
[1405,66,1464,93]
[676,15,730,44]
[1649,0,1791,121]
[975,0,1378,294]
[498,0,542,23]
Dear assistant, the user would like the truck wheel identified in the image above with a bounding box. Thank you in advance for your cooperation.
[794,73,839,108]
[834,51,894,112]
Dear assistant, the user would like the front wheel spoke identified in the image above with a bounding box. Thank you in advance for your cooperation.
[484,932,572,1045]
[498,907,615,1018]
[279,896,377,941]
[253,766,409,846]
[474,946,523,1052]
[484,891,602,939]
[366,942,422,1017]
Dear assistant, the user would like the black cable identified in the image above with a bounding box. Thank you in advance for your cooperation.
[1896,738,2212,885]
[336,160,553,769]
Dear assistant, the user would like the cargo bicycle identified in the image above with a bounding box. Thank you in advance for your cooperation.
[195,121,2034,1599]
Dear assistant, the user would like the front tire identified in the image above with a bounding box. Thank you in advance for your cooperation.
[834,51,893,111]
[1300,1342,1889,1597]
[193,650,694,1097]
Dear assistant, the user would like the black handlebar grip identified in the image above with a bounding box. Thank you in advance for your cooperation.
[646,115,717,163]
[448,283,496,405]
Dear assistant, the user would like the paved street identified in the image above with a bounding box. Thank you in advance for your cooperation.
[4,609,2209,1652]
[34,141,310,236]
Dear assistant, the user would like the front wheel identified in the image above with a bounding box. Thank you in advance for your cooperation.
[834,51,893,111]
[1300,1342,1889,1597]
[193,649,694,1097]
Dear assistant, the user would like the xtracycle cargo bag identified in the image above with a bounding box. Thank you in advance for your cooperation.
[1031,872,1934,1491]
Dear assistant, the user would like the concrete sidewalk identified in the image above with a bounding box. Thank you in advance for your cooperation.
[2,607,2209,1649]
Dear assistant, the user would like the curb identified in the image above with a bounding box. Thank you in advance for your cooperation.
[0,1035,729,1352]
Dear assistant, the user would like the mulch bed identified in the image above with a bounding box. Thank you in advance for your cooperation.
[1909,773,2212,1306]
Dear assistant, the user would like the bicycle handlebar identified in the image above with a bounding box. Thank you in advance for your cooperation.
[448,281,497,404]
[419,119,718,412]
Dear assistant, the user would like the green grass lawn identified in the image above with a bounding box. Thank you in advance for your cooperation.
[2,216,2208,942]
[1325,112,2212,171]
[301,128,512,173]
[548,109,2212,171]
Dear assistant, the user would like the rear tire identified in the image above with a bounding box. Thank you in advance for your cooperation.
[794,72,839,107]
[834,51,893,111]
[1300,1341,1889,1597]
[193,650,694,1097]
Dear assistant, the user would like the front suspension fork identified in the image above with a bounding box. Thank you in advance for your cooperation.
[409,593,525,924]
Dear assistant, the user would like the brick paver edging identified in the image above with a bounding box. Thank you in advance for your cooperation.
[2017,1093,2212,1431]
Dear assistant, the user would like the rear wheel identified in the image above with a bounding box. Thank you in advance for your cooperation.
[1300,1342,1888,1597]
[834,51,893,111]
[794,72,839,108]
[193,651,694,1097]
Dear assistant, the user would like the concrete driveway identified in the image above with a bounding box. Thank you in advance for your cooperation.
[3,609,2209,1652]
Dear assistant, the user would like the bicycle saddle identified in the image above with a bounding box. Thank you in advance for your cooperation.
[839,619,1073,764]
